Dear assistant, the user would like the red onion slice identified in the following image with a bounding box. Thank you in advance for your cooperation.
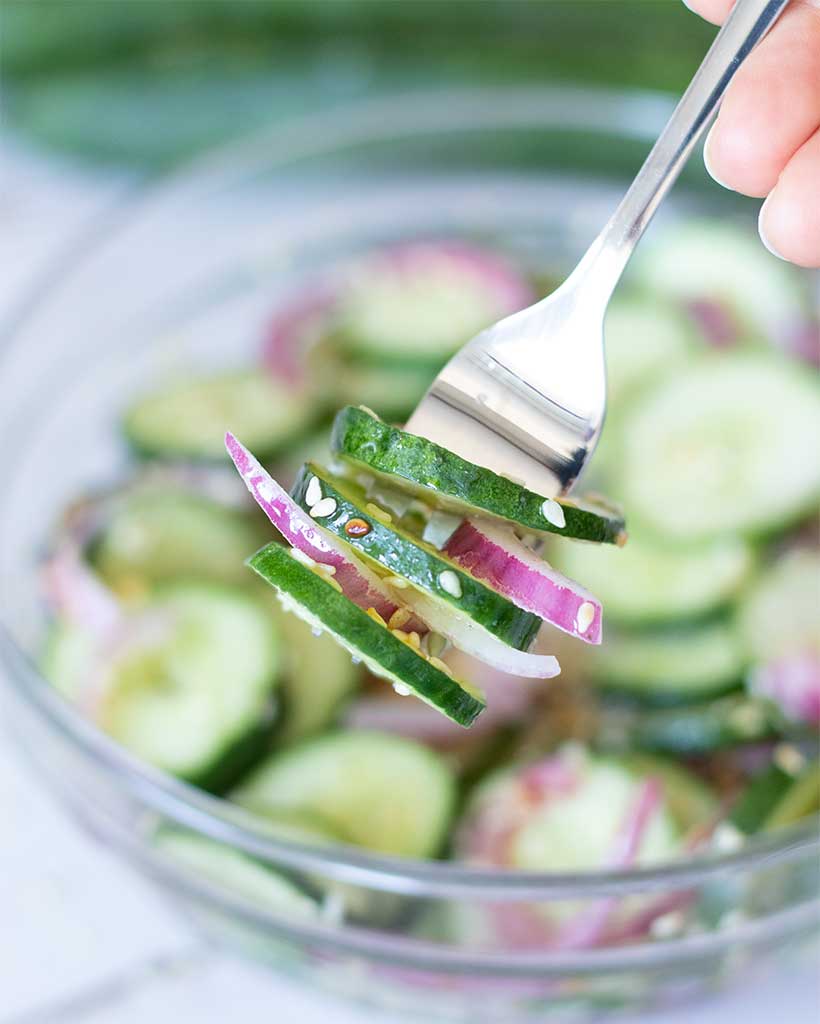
[749,650,820,727]
[445,519,602,644]
[262,288,336,385]
[225,432,397,620]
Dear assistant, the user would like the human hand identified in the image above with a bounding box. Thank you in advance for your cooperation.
[684,0,820,267]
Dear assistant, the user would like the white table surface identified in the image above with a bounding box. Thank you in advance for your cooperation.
[1,141,818,1024]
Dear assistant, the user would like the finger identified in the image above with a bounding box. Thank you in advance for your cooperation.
[682,0,733,25]
[704,1,820,197]
[759,127,820,268]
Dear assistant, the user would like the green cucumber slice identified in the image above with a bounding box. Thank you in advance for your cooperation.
[730,761,800,836]
[331,406,625,544]
[604,297,695,406]
[124,370,316,461]
[235,730,456,858]
[591,622,745,705]
[291,463,542,652]
[600,695,781,756]
[631,220,809,346]
[737,549,820,665]
[549,530,754,625]
[333,361,435,421]
[460,751,680,872]
[334,242,532,366]
[764,760,820,830]
[620,754,718,833]
[42,619,96,702]
[274,606,360,745]
[100,584,279,787]
[92,488,268,593]
[247,542,485,728]
[154,830,318,919]
[619,355,820,540]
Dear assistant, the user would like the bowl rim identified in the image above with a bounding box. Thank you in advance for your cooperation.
[2,85,818,904]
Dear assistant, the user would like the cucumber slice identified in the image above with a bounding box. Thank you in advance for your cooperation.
[154,830,318,919]
[92,488,268,593]
[591,622,745,705]
[619,355,820,540]
[600,695,781,756]
[124,370,316,461]
[764,760,820,830]
[620,754,718,833]
[235,730,456,858]
[291,464,542,652]
[549,529,754,625]
[730,762,800,836]
[331,406,625,544]
[333,361,435,421]
[274,606,360,744]
[248,542,486,727]
[631,220,809,347]
[42,619,97,702]
[604,297,695,406]
[99,584,279,787]
[457,750,679,871]
[737,550,820,665]
[335,242,533,366]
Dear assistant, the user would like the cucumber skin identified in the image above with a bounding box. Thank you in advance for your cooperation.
[590,623,745,707]
[331,406,626,544]
[729,763,796,836]
[248,543,485,728]
[600,696,782,756]
[764,762,820,831]
[292,464,542,652]
[188,712,278,795]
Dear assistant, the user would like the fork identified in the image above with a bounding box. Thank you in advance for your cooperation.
[406,0,790,498]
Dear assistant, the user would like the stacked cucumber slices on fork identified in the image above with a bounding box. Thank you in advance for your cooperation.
[37,226,820,933]
[226,406,619,728]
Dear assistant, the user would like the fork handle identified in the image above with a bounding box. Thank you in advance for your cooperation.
[578,0,791,296]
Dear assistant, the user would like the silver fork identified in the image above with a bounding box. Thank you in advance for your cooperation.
[406,0,790,498]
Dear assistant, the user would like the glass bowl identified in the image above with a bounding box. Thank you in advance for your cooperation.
[1,88,817,1023]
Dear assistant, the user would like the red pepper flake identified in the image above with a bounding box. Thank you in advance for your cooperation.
[345,517,371,538]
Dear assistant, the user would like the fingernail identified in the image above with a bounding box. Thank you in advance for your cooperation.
[703,124,734,191]
[758,195,787,262]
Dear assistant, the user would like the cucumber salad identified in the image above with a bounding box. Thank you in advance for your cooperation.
[42,223,820,947]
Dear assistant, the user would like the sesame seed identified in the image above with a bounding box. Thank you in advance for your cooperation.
[392,682,412,696]
[388,608,411,630]
[773,743,805,777]
[289,547,317,569]
[385,575,409,589]
[429,657,454,677]
[309,497,338,519]
[438,570,462,599]
[365,502,392,524]
[408,631,421,649]
[541,498,566,529]
[305,475,323,507]
[424,632,448,659]
[712,823,744,853]
[366,607,387,627]
[576,601,596,634]
[728,702,767,737]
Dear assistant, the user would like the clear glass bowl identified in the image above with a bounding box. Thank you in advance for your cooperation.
[1,88,817,1022]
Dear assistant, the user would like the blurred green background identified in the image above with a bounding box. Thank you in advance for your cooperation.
[2,0,715,169]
